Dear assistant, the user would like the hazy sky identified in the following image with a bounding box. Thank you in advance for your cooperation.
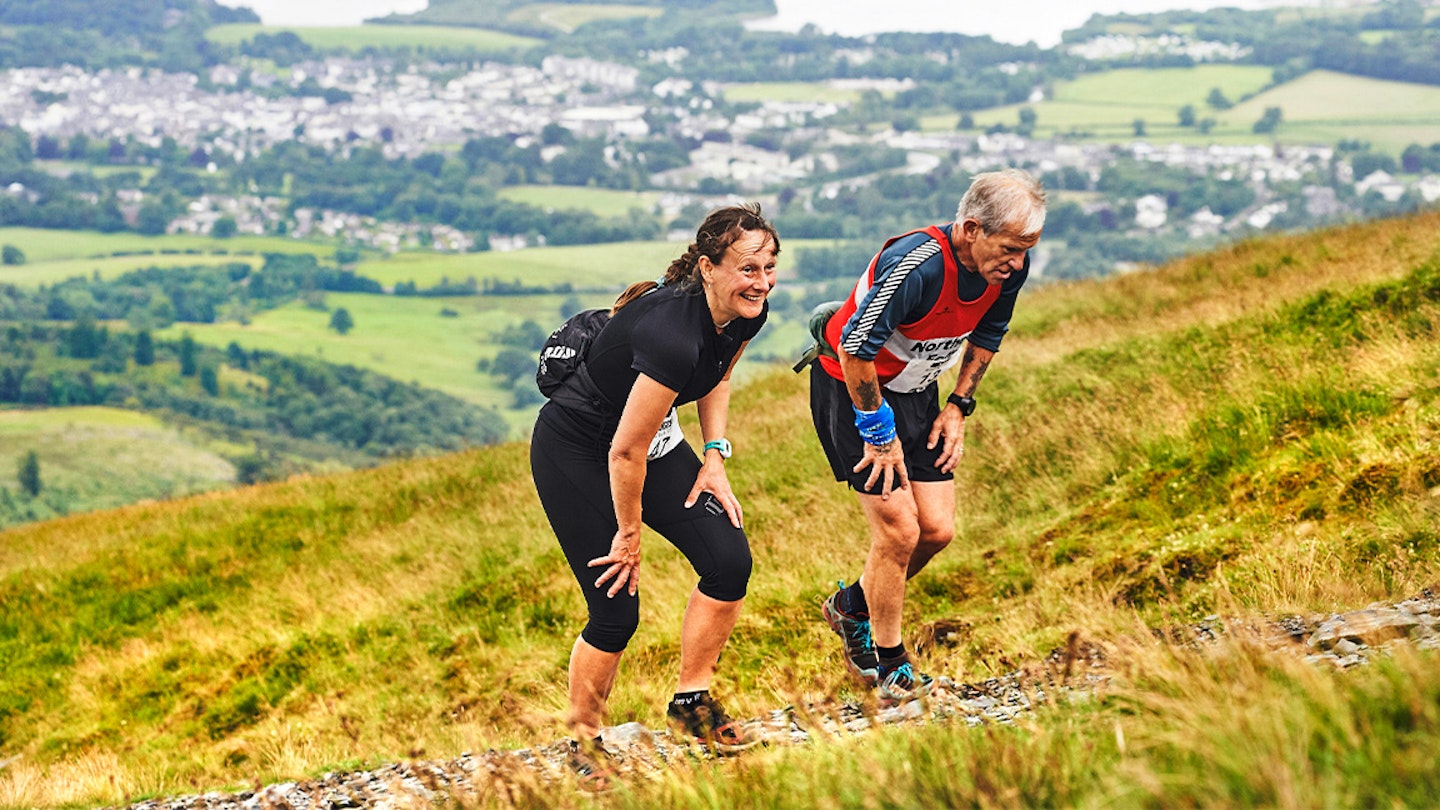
[218,0,1300,47]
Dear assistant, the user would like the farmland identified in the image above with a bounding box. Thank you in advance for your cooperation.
[205,23,539,51]
[505,2,664,32]
[356,238,681,290]
[943,67,1440,153]
[935,64,1273,140]
[0,228,337,286]
[0,228,329,265]
[495,184,665,217]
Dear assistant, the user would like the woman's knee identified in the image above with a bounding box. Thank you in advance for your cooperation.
[581,602,640,653]
[698,539,752,602]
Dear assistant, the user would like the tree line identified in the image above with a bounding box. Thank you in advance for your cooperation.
[9,253,382,329]
[0,127,669,246]
[0,317,509,481]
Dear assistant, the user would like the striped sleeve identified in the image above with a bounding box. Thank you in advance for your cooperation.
[838,238,942,360]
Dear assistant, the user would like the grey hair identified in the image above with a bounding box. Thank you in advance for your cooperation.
[955,168,1047,237]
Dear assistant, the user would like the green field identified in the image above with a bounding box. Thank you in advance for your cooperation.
[1222,70,1440,152]
[0,253,268,286]
[505,2,663,33]
[721,82,869,105]
[34,160,157,182]
[940,67,1440,153]
[496,184,664,217]
[205,23,540,51]
[1052,64,1273,108]
[154,292,605,433]
[933,64,1273,141]
[0,227,333,264]
[0,228,344,286]
[0,406,235,528]
[356,239,684,291]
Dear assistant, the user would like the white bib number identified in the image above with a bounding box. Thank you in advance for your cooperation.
[646,408,684,460]
[883,333,970,394]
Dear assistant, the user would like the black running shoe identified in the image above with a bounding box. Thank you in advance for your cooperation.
[822,582,880,686]
[665,693,761,755]
[565,738,616,792]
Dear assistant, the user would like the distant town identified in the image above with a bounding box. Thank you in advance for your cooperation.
[1,0,1439,279]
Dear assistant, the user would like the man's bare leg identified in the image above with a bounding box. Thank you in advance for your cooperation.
[855,489,921,649]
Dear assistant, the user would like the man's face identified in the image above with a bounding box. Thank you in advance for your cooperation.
[958,218,1041,285]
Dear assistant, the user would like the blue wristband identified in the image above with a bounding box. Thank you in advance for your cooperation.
[852,401,897,446]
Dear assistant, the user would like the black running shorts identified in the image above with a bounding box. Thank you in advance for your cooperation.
[531,401,753,653]
[809,363,951,495]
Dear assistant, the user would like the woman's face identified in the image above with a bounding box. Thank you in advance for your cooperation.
[702,230,778,326]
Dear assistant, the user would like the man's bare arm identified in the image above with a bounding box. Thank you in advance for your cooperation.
[953,344,996,398]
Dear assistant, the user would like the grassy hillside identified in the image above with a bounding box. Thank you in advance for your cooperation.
[0,407,236,528]
[2,210,1440,807]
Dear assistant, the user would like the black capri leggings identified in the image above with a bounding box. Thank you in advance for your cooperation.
[530,403,753,653]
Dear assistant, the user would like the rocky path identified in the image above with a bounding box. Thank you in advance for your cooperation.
[117,591,1440,810]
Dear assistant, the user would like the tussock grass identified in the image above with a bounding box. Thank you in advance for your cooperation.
[3,212,1440,807]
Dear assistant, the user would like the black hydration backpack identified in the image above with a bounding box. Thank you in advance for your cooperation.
[535,308,612,397]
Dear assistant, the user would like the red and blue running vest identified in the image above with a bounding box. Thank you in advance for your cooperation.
[819,225,1000,394]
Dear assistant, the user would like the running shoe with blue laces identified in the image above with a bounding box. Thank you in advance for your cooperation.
[877,660,935,708]
[821,582,880,686]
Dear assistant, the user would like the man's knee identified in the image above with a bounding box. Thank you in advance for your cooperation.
[917,523,953,553]
[870,517,922,563]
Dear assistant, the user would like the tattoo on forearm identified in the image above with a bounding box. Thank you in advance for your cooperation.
[960,351,990,396]
[857,379,883,410]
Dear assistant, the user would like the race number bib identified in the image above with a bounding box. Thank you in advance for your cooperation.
[646,408,684,460]
[884,334,969,393]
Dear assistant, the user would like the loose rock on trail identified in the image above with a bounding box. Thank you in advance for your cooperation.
[116,590,1440,810]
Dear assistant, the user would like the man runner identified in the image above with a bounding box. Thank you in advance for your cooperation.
[808,168,1046,705]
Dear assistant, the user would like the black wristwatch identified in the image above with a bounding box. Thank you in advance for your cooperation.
[947,393,976,417]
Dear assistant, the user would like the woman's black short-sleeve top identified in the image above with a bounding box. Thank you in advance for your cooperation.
[585,284,766,410]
